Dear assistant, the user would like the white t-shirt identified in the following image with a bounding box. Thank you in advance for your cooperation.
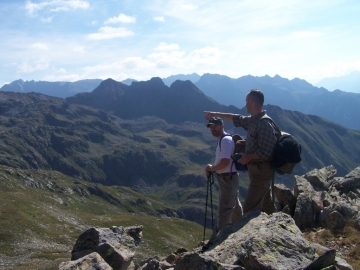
[215,134,236,174]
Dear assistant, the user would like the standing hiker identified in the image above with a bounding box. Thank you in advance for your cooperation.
[204,89,277,215]
[203,117,243,251]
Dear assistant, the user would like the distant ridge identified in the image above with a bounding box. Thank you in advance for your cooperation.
[2,73,360,130]
[121,78,138,85]
[194,73,360,130]
[162,73,201,86]
[0,79,102,98]
[315,70,360,93]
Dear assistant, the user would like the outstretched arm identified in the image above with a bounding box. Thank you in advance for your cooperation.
[204,111,234,123]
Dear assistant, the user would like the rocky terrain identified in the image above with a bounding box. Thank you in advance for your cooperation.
[58,165,360,269]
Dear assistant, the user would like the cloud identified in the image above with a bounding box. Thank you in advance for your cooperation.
[291,31,324,39]
[32,43,49,50]
[73,46,85,53]
[187,46,222,64]
[16,58,49,73]
[104,13,136,24]
[181,4,198,10]
[81,57,153,80]
[44,73,81,82]
[41,16,53,23]
[154,42,179,51]
[148,51,185,69]
[25,0,89,16]
[87,26,134,40]
[154,16,165,22]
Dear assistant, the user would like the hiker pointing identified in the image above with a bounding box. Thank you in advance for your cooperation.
[203,117,243,251]
[204,89,277,215]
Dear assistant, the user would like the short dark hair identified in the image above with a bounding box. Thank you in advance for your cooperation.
[247,89,264,106]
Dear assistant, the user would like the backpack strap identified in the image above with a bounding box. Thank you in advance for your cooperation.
[218,133,231,152]
[257,115,282,139]
[218,133,235,178]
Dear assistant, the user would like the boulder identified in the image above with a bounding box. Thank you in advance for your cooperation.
[335,166,360,191]
[304,165,337,191]
[71,226,142,270]
[328,210,346,231]
[293,193,316,230]
[335,256,355,270]
[174,253,245,270]
[184,212,318,269]
[59,252,112,270]
[136,256,175,270]
[294,175,315,198]
[274,183,296,215]
[302,249,336,270]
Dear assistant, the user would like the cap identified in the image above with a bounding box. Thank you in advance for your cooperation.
[207,117,223,127]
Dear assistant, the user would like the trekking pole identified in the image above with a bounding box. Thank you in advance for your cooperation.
[271,171,276,209]
[203,174,211,241]
[209,173,214,230]
[203,173,215,242]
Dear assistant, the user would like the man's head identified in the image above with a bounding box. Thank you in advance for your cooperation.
[246,89,264,114]
[207,117,224,138]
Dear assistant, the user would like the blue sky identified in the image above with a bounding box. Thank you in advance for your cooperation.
[1,0,360,87]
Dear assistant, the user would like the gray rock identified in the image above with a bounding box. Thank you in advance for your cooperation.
[346,191,359,201]
[274,183,296,215]
[303,249,336,270]
[304,166,337,190]
[335,256,354,270]
[136,257,174,270]
[335,166,360,190]
[327,211,346,231]
[335,201,359,218]
[294,175,315,198]
[200,212,317,269]
[71,226,142,270]
[73,186,90,197]
[294,193,315,230]
[174,253,226,270]
[137,258,160,270]
[59,252,112,270]
[282,205,292,215]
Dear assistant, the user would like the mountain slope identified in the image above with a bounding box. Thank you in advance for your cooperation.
[1,80,360,187]
[0,165,203,269]
[67,77,360,177]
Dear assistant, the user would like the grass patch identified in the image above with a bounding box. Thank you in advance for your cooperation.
[0,165,206,269]
[304,225,360,270]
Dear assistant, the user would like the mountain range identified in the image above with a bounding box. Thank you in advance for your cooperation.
[1,78,360,188]
[1,79,102,98]
[315,70,360,93]
[2,73,360,131]
[1,75,360,268]
[193,74,360,131]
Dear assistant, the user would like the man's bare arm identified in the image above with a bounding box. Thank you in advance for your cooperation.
[204,111,234,123]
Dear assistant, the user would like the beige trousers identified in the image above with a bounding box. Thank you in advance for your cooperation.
[208,172,243,243]
[243,162,276,214]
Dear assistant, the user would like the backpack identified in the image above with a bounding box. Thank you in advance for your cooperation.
[219,134,247,172]
[257,115,302,175]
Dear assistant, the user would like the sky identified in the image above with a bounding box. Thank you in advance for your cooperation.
[1,0,360,88]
